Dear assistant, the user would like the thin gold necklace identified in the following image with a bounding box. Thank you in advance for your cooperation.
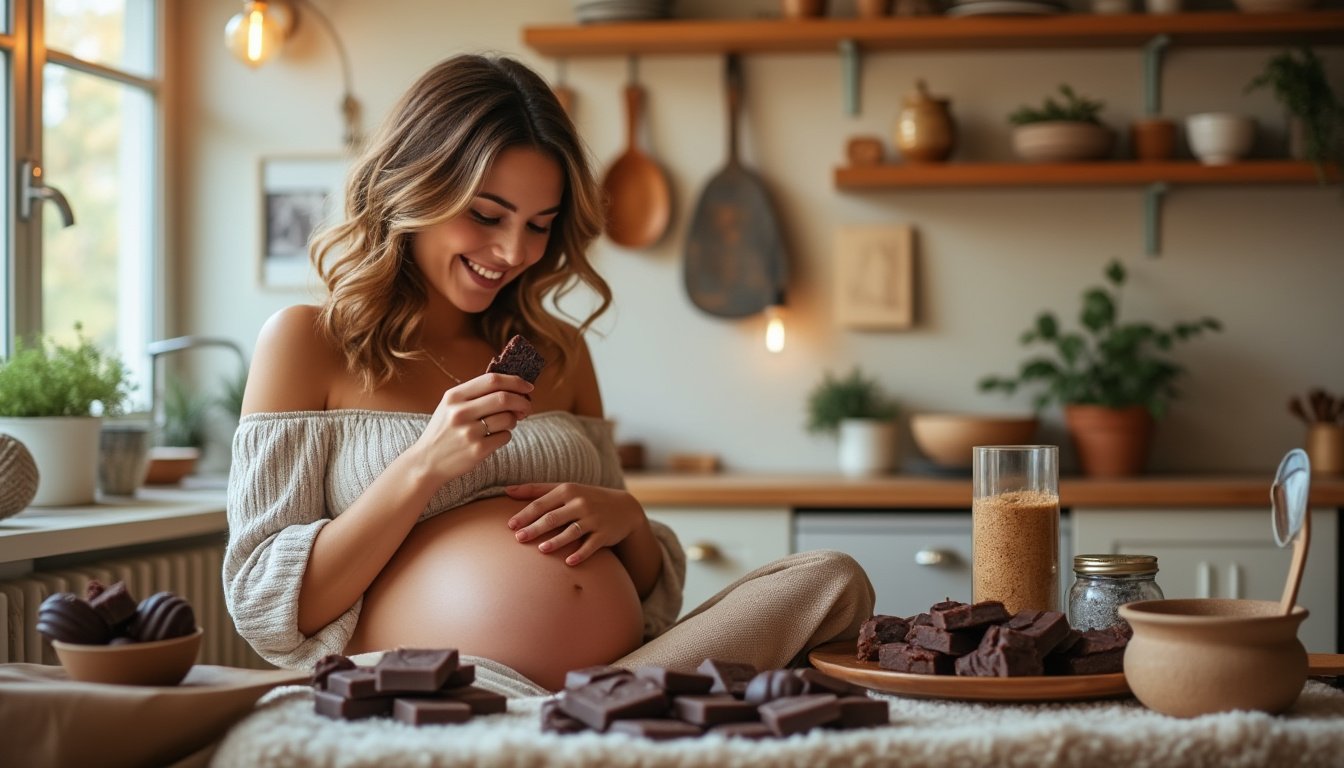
[425,353,464,385]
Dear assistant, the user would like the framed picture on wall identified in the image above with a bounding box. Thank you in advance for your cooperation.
[258,155,347,290]
[833,225,915,330]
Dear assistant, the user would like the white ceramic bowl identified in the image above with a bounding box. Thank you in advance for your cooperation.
[1012,122,1115,163]
[1186,113,1256,166]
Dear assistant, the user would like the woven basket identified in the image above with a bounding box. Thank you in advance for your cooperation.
[0,433,40,518]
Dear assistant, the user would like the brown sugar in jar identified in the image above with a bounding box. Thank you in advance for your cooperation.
[972,489,1060,614]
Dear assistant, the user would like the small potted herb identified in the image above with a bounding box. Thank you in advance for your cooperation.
[1245,46,1344,186]
[1009,84,1115,163]
[978,260,1221,477]
[806,367,900,476]
[0,325,134,505]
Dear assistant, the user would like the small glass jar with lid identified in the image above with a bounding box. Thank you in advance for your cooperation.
[1068,554,1164,631]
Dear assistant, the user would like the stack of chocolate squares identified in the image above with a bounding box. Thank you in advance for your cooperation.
[544,658,890,739]
[859,600,1129,677]
[311,648,507,725]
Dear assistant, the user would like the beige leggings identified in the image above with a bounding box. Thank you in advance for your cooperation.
[614,549,875,672]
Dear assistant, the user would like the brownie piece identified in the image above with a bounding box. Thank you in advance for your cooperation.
[485,334,546,383]
[1045,627,1128,675]
[877,642,955,675]
[930,600,1010,631]
[955,626,1043,677]
[856,615,912,661]
[696,659,758,698]
[906,623,984,656]
[1004,610,1073,656]
[88,581,138,629]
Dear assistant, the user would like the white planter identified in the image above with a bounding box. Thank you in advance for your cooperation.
[837,418,899,477]
[1186,113,1256,166]
[0,416,102,506]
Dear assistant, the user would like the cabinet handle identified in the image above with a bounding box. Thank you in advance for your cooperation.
[1227,563,1242,599]
[915,549,951,566]
[686,542,722,562]
[1197,561,1212,599]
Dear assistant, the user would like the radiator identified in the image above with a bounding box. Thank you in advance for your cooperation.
[0,542,268,669]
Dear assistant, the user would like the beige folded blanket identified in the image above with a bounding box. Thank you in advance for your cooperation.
[211,678,1344,768]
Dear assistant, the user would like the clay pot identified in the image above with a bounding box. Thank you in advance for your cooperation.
[781,0,827,18]
[1119,599,1308,718]
[1064,404,1153,478]
[1131,117,1178,161]
[1012,122,1114,163]
[1306,423,1344,475]
[856,0,892,16]
[894,80,955,163]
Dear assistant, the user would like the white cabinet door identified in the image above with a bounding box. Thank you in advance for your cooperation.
[793,512,1073,620]
[646,507,791,617]
[1073,508,1338,653]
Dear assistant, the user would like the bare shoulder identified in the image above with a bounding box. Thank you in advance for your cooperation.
[241,305,341,415]
[563,327,603,419]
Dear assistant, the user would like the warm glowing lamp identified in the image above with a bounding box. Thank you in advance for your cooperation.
[224,1,291,68]
[764,298,786,354]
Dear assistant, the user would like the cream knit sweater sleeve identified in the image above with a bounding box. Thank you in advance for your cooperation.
[224,417,359,670]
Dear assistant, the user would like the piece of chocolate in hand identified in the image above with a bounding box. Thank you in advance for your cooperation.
[485,334,546,383]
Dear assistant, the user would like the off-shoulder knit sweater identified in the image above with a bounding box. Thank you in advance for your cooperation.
[224,409,686,670]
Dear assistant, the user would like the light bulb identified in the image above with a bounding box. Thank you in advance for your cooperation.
[764,305,786,354]
[225,1,286,68]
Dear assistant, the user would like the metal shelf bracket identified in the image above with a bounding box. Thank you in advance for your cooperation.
[1143,34,1171,117]
[1144,181,1168,257]
[839,38,859,116]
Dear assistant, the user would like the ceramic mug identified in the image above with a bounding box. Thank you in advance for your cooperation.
[1186,112,1256,165]
[99,423,152,496]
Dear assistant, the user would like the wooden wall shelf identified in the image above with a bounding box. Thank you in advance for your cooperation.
[834,161,1340,189]
[523,11,1344,57]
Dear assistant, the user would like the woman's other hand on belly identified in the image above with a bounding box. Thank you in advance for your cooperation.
[504,483,642,565]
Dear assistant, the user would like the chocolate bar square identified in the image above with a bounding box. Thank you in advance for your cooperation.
[558,676,668,731]
[877,643,955,675]
[831,696,890,729]
[857,615,912,661]
[1005,610,1072,656]
[374,648,459,693]
[758,694,841,737]
[443,663,476,688]
[541,699,588,734]
[906,624,984,656]
[313,689,392,720]
[608,719,704,740]
[326,669,382,699]
[634,666,714,695]
[696,659,758,698]
[442,685,508,715]
[311,654,356,690]
[672,695,759,726]
[393,698,472,726]
[930,600,1010,631]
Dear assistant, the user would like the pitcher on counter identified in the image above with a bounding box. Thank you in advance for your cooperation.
[223,53,873,692]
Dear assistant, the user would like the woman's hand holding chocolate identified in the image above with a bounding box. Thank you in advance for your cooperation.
[505,483,645,566]
[414,375,534,480]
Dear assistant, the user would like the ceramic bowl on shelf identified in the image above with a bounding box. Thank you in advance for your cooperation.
[1119,599,1307,717]
[1012,122,1114,162]
[1186,113,1256,166]
[53,627,204,686]
[908,413,1039,469]
[143,446,200,486]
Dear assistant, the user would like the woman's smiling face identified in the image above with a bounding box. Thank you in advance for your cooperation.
[412,146,563,313]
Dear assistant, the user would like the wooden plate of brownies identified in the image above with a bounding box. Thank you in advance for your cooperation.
[808,641,1131,702]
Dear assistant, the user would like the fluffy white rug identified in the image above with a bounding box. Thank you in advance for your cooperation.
[210,677,1344,768]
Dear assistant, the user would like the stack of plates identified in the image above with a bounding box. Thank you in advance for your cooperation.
[944,0,1068,15]
[574,0,674,23]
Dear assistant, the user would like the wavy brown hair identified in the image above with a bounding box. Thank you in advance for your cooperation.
[310,54,609,391]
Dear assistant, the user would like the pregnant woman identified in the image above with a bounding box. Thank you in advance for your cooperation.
[224,54,872,692]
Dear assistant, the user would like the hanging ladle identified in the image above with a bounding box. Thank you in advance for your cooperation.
[1272,448,1311,615]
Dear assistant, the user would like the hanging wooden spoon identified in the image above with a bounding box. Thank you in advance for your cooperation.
[600,77,671,249]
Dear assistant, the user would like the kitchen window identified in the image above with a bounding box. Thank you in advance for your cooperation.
[2,0,162,401]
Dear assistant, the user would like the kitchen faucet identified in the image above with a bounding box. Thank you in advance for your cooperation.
[146,335,249,439]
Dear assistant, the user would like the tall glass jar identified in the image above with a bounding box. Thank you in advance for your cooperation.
[971,445,1060,614]
[1069,554,1164,631]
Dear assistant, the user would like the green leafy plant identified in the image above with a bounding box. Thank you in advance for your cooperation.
[217,367,248,421]
[805,367,899,435]
[1009,84,1106,126]
[159,373,212,449]
[1245,46,1344,184]
[978,260,1222,419]
[0,325,133,417]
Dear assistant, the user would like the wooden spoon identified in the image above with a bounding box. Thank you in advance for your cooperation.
[600,83,671,249]
[1271,449,1311,614]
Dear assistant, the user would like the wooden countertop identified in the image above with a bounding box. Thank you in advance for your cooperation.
[625,472,1344,509]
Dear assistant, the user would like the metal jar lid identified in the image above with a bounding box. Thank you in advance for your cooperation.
[1073,554,1159,576]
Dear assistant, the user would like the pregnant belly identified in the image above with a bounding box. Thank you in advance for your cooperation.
[345,496,644,691]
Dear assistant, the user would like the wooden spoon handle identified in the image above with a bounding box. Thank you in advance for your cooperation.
[624,84,643,151]
[1279,512,1310,614]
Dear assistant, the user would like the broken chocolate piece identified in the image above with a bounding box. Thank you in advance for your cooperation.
[541,699,588,734]
[1005,610,1072,656]
[374,648,459,693]
[955,626,1043,677]
[485,334,546,383]
[832,696,890,729]
[878,642,955,675]
[758,694,841,737]
[1045,627,1127,675]
[696,659,757,698]
[393,698,472,726]
[634,666,714,695]
[930,600,1010,631]
[559,675,668,731]
[906,623,984,656]
[311,653,356,690]
[856,615,911,661]
[89,581,137,629]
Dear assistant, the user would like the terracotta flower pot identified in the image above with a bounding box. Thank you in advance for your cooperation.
[1064,404,1154,477]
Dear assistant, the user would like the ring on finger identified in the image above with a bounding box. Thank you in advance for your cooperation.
[480,417,491,437]
[570,520,582,536]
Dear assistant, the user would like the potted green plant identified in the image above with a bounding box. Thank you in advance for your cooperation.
[806,367,900,476]
[1009,84,1115,163]
[1245,46,1344,185]
[0,325,133,505]
[978,260,1222,477]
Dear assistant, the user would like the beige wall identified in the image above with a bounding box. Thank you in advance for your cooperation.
[173,0,1344,475]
